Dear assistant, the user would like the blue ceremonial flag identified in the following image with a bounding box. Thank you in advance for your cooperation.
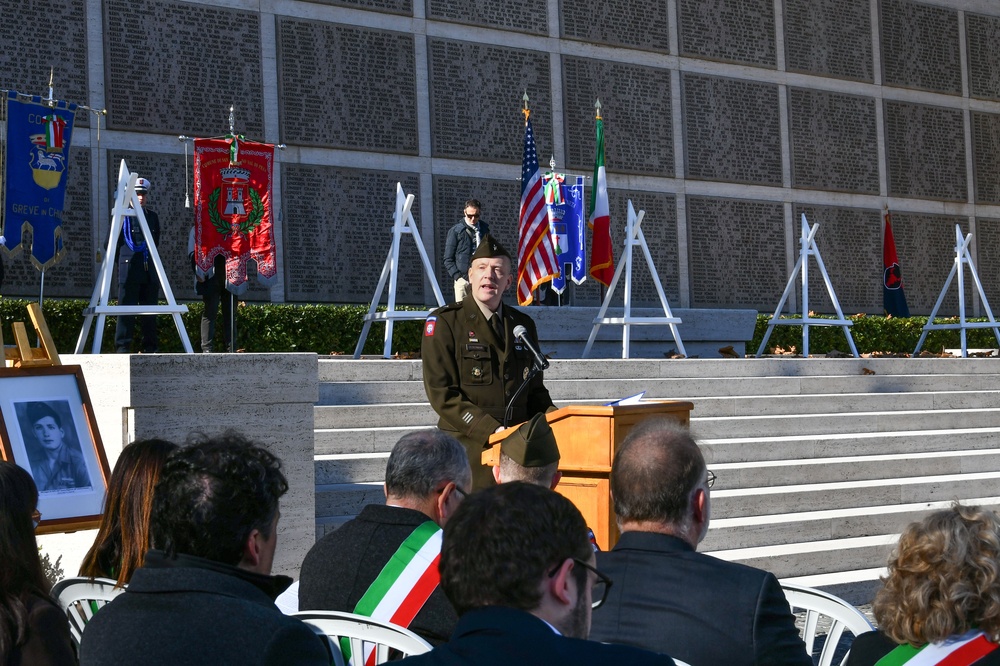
[2,91,77,269]
[547,174,586,294]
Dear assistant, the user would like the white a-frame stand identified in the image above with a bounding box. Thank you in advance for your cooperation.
[582,201,686,358]
[756,214,858,358]
[913,225,1000,357]
[353,183,446,358]
[75,160,193,354]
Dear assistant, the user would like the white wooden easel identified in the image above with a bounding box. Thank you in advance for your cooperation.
[582,201,686,358]
[353,183,446,358]
[75,160,192,353]
[756,213,858,358]
[913,225,1000,357]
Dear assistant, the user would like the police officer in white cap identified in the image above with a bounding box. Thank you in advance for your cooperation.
[114,177,161,353]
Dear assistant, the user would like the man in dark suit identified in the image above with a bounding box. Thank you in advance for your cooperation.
[114,176,161,353]
[79,432,329,666]
[589,419,812,666]
[298,430,470,645]
[396,482,676,666]
[422,234,555,489]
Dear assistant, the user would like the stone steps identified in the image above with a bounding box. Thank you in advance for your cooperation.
[312,356,1000,604]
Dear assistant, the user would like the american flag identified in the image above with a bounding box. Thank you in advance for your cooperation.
[517,117,557,305]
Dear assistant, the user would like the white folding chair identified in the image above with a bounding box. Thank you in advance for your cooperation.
[50,576,126,646]
[292,610,432,665]
[781,582,874,666]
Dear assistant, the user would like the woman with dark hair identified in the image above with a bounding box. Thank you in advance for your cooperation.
[0,461,75,665]
[79,438,178,586]
[847,503,1000,665]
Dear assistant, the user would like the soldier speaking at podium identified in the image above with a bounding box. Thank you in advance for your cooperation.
[422,235,555,490]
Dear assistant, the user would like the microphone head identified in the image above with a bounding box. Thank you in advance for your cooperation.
[512,325,528,339]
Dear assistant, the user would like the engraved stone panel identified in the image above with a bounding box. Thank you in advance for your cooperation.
[560,0,669,52]
[972,112,1000,205]
[890,214,969,315]
[678,0,776,67]
[297,0,410,14]
[562,57,672,176]
[783,0,873,82]
[793,205,880,313]
[884,101,966,202]
[975,218,1000,308]
[682,74,782,186]
[277,18,417,153]
[880,0,961,94]
[788,89,878,194]
[1,148,93,299]
[968,13,1000,101]
[429,0,546,34]
[103,0,264,136]
[428,39,551,162]
[282,166,422,303]
[0,0,89,123]
[688,197,785,309]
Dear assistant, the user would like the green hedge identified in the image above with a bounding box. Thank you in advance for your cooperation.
[751,314,1000,355]
[0,299,425,355]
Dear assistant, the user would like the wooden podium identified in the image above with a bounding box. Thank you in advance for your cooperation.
[484,401,693,550]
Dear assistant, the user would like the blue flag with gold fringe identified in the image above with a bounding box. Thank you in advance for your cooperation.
[2,91,77,269]
[548,174,587,294]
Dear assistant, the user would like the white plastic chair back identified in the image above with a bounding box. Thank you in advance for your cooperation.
[50,576,126,645]
[293,610,432,665]
[781,582,874,666]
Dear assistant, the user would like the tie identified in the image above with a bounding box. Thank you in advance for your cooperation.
[491,314,505,350]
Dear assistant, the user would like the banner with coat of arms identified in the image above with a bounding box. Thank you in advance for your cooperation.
[2,91,77,269]
[193,137,276,294]
[546,174,587,294]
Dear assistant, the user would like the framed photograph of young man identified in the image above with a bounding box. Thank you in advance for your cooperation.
[0,365,111,533]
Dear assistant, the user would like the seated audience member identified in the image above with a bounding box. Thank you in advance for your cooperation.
[79,438,178,586]
[298,430,470,644]
[78,431,328,665]
[0,461,75,665]
[492,412,561,488]
[395,482,675,666]
[846,504,1000,665]
[589,418,811,666]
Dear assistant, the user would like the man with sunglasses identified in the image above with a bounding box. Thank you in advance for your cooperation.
[443,199,490,303]
[395,482,675,666]
[590,419,811,666]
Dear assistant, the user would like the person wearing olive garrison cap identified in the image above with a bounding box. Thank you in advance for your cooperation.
[422,234,555,490]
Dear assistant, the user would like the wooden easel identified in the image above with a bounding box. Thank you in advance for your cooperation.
[2,303,61,367]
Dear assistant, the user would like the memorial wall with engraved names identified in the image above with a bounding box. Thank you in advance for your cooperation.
[2,0,1000,319]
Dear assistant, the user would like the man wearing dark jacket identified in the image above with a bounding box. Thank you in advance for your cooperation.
[298,430,471,645]
[79,432,328,666]
[589,419,812,666]
[442,199,489,303]
[114,177,161,353]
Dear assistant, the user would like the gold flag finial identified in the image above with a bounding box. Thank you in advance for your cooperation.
[522,91,530,122]
[595,98,602,120]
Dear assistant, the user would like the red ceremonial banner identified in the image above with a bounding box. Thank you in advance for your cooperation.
[193,138,276,293]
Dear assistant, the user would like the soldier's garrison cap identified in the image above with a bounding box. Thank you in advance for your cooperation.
[501,412,560,467]
[471,234,512,261]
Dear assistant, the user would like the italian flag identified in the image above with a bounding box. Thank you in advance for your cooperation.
[874,630,999,665]
[343,521,443,666]
[589,115,614,286]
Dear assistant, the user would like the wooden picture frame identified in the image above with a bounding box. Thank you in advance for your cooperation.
[0,365,110,533]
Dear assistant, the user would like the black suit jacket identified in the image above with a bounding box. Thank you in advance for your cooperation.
[78,551,328,666]
[846,631,1000,665]
[395,606,675,666]
[590,532,811,666]
[298,504,458,645]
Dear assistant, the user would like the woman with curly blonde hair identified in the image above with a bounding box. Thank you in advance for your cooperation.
[847,503,1000,665]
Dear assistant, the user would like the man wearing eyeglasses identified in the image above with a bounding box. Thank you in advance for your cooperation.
[394,482,675,666]
[443,199,490,303]
[589,419,811,666]
[298,430,471,646]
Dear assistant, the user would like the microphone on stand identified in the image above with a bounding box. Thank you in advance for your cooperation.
[513,325,549,370]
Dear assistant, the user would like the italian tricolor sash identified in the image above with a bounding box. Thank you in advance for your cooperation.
[875,631,999,666]
[341,521,443,665]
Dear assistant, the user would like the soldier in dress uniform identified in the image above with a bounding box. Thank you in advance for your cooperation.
[421,234,555,490]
